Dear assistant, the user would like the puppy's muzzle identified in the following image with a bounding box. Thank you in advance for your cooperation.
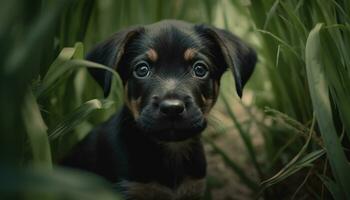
[137,91,205,141]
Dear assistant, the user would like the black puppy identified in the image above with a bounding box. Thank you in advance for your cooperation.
[62,20,256,200]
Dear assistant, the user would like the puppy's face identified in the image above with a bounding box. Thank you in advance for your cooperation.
[119,27,224,141]
[87,20,257,142]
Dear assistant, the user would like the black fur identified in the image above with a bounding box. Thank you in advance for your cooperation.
[62,106,207,185]
[62,20,257,199]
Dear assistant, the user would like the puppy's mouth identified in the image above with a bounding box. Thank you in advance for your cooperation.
[135,115,207,142]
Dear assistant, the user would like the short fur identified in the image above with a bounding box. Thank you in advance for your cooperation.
[62,20,257,200]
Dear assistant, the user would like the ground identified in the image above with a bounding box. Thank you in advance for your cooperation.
[204,91,265,200]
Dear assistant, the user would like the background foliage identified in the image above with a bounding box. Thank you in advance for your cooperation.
[0,0,349,199]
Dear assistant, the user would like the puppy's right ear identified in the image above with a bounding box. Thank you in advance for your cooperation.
[195,24,257,98]
[86,26,143,97]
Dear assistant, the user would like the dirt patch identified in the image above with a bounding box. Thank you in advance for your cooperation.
[204,93,265,200]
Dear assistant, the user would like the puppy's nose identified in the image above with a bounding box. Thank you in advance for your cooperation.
[160,99,185,116]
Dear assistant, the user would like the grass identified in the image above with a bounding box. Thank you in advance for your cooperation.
[0,0,349,199]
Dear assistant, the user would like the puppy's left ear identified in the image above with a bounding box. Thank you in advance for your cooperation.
[195,25,257,98]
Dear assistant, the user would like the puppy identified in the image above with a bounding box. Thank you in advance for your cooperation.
[62,20,257,200]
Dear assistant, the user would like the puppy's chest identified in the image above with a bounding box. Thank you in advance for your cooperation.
[119,178,206,200]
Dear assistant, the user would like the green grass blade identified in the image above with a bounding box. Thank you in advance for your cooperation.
[263,0,280,30]
[265,107,323,147]
[305,23,350,199]
[258,149,325,196]
[36,59,121,100]
[22,91,52,168]
[203,137,259,191]
[256,29,300,59]
[318,174,344,200]
[4,0,71,75]
[48,99,114,141]
[221,94,263,181]
[257,115,325,197]
[259,115,314,185]
[320,25,350,142]
[0,166,121,200]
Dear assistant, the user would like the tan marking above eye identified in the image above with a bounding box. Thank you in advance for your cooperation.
[146,48,158,62]
[184,48,197,61]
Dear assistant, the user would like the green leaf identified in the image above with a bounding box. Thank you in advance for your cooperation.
[22,91,52,168]
[48,99,114,141]
[3,0,71,75]
[36,58,121,100]
[318,175,344,200]
[0,166,121,200]
[305,23,350,199]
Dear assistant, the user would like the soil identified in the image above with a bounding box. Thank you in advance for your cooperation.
[204,91,264,200]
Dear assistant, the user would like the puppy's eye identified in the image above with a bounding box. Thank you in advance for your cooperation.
[133,61,151,78]
[192,61,209,78]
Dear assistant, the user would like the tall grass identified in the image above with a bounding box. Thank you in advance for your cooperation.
[0,0,349,199]
[246,1,350,199]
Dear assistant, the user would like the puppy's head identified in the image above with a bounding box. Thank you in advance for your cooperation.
[87,20,257,142]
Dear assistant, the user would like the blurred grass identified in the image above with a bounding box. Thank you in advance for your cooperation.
[0,0,349,199]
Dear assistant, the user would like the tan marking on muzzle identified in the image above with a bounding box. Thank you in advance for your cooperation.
[201,81,220,117]
[124,83,141,119]
[184,48,196,61]
[201,94,214,117]
[146,48,158,62]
